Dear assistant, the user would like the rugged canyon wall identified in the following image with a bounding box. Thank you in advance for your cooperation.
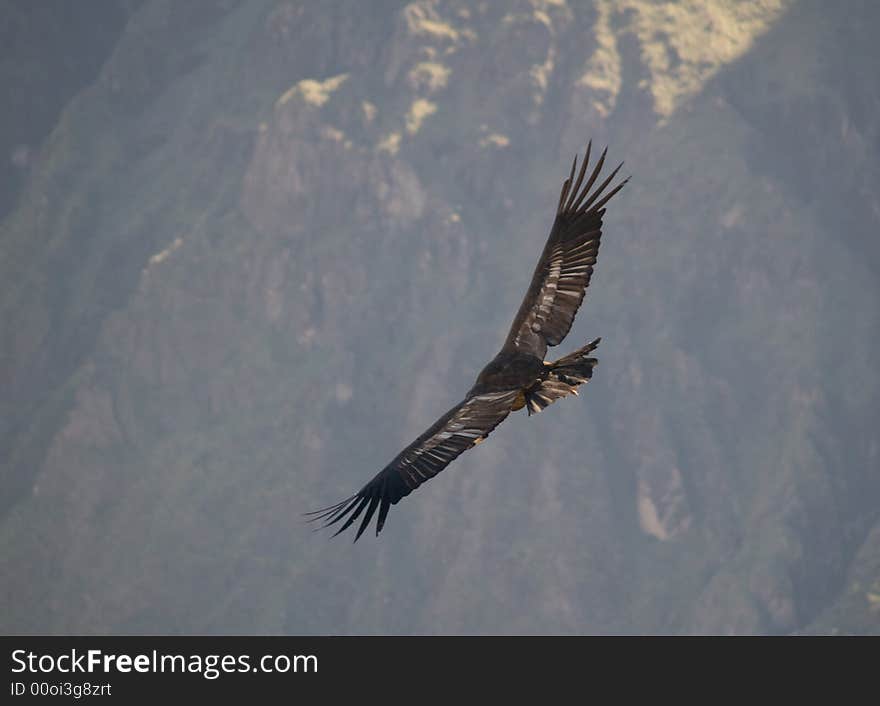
[1,0,878,634]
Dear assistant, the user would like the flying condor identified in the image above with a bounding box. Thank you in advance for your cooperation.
[307,141,629,541]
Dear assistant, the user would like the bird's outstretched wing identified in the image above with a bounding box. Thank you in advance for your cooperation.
[503,142,629,360]
[306,389,521,541]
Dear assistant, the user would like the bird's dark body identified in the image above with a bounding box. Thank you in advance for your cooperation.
[308,139,629,540]
[470,349,544,398]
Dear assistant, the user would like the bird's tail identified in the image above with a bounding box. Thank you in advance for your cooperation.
[524,338,600,415]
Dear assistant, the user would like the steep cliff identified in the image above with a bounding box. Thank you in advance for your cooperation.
[2,0,878,634]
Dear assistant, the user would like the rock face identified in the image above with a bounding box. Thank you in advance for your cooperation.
[1,0,879,634]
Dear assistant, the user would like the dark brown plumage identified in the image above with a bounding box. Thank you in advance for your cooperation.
[306,141,628,541]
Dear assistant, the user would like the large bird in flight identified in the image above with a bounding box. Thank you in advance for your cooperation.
[307,141,628,541]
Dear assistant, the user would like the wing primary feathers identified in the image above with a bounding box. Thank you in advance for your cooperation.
[303,498,348,517]
[318,495,362,529]
[578,162,623,215]
[569,146,607,213]
[355,493,381,542]
[556,178,571,214]
[564,140,592,212]
[331,496,371,535]
[376,485,392,535]
[590,175,631,213]
[303,497,353,523]
[557,155,577,212]
[325,496,363,526]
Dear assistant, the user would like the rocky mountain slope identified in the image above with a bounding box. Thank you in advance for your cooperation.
[1,0,878,634]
